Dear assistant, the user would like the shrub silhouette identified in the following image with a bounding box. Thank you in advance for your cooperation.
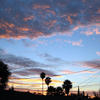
[56,87,65,96]
[0,61,11,91]
[47,86,56,96]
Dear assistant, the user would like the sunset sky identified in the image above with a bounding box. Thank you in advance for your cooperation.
[0,0,100,95]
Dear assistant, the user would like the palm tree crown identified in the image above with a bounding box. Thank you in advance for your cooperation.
[45,77,52,86]
[40,72,45,79]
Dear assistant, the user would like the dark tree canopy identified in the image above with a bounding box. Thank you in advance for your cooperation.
[47,86,56,96]
[56,87,64,96]
[0,61,11,90]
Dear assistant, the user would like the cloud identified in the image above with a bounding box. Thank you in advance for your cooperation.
[39,53,68,64]
[96,51,100,56]
[0,49,50,68]
[24,16,35,21]
[0,48,7,54]
[62,69,97,74]
[80,25,100,36]
[21,39,37,47]
[0,48,58,78]
[13,68,57,77]
[78,59,100,69]
[0,0,100,39]
[64,39,83,46]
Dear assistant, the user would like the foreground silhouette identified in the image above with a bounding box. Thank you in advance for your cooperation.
[0,89,100,100]
[0,61,11,91]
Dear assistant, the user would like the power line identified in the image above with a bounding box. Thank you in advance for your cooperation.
[73,70,100,88]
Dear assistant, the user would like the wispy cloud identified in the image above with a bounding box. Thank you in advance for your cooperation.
[0,48,59,78]
[62,69,97,74]
[39,53,68,64]
[0,49,49,68]
[77,59,100,69]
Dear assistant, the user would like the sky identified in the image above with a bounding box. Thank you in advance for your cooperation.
[0,0,100,95]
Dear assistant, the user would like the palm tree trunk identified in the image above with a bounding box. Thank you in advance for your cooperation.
[42,79,43,95]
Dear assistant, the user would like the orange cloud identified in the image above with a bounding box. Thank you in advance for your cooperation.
[67,16,73,24]
[52,75,63,78]
[8,77,63,92]
[0,34,11,39]
[46,9,56,15]
[17,27,30,31]
[0,34,27,39]
[45,20,57,28]
[95,28,100,34]
[0,21,15,28]
[33,4,50,9]
[24,16,34,21]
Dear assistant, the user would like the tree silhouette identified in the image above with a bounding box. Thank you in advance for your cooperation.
[62,80,72,96]
[0,61,11,91]
[56,87,64,96]
[40,72,45,95]
[45,77,52,89]
[47,86,56,96]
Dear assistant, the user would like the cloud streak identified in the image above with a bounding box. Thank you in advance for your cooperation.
[0,49,49,68]
[78,59,100,69]
[62,69,97,74]
[39,53,67,64]
[0,0,100,39]
[0,48,59,78]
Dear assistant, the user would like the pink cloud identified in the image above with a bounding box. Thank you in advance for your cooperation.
[62,69,97,74]
[96,51,100,56]
[24,16,34,21]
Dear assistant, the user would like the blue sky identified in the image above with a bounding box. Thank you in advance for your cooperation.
[0,0,100,95]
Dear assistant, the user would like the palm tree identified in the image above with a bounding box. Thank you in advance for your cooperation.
[40,72,46,95]
[62,79,72,96]
[45,77,52,89]
[0,61,11,91]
